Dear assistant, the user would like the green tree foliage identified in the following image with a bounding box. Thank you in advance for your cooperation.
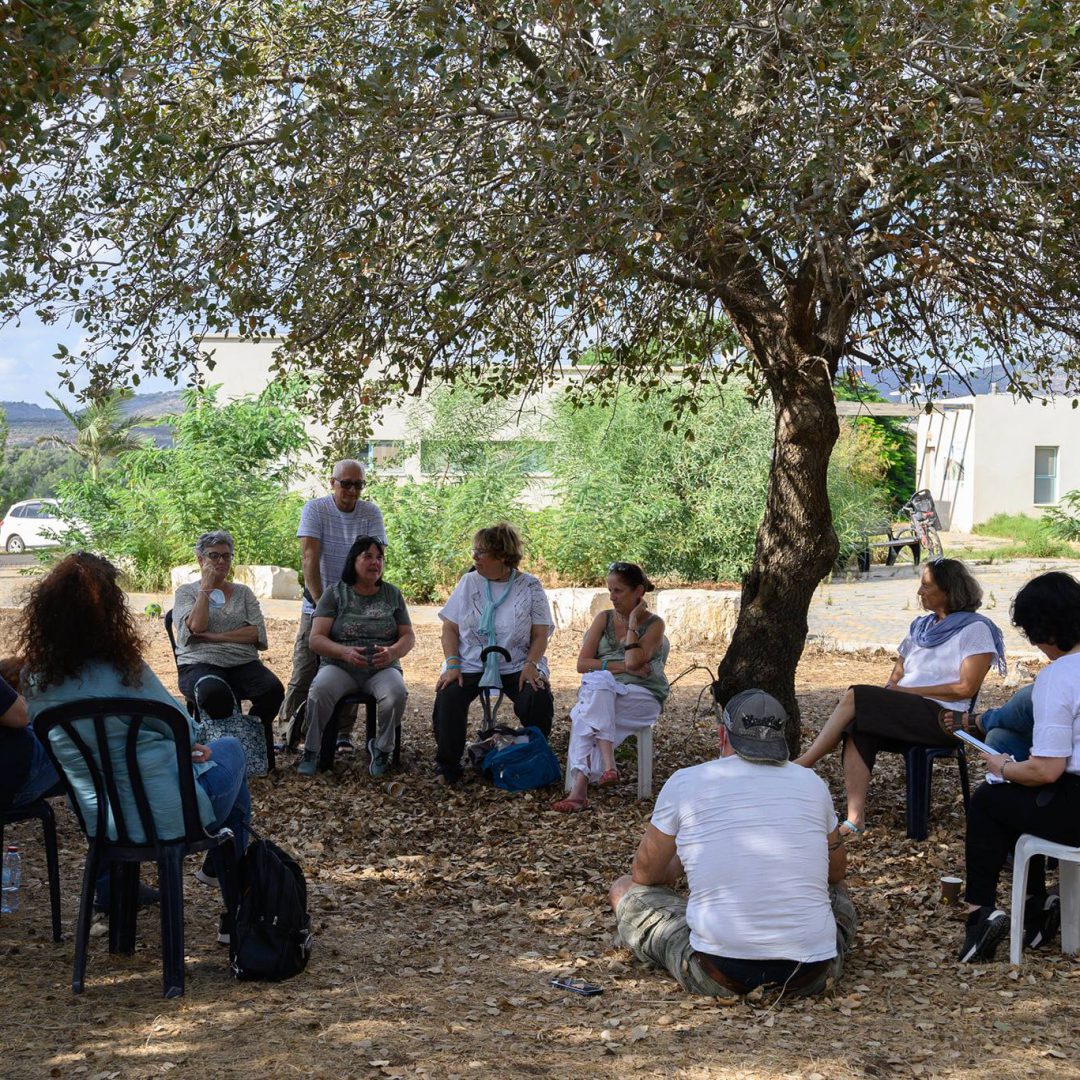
[533,384,889,584]
[37,386,151,480]
[0,0,100,165]
[6,0,1080,725]
[1043,493,1080,545]
[0,445,82,511]
[56,383,311,587]
[372,380,891,598]
[833,379,917,510]
[366,382,535,601]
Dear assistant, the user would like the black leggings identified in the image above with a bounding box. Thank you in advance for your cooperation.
[965,773,1080,907]
[432,671,554,781]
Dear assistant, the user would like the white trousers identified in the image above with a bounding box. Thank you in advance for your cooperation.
[567,672,660,782]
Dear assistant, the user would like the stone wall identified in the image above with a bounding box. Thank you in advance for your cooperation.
[169,564,302,600]
[547,587,741,646]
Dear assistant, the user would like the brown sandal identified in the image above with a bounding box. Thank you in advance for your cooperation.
[938,709,982,738]
[550,797,589,813]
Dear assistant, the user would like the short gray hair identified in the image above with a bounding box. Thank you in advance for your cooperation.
[331,458,366,481]
[194,530,235,558]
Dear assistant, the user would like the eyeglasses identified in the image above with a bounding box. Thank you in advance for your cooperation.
[472,549,490,559]
[205,552,232,563]
[334,478,363,490]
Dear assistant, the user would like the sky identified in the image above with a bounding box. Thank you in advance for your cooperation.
[0,311,180,408]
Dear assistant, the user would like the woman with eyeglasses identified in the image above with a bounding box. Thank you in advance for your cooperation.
[794,558,1005,838]
[552,561,669,813]
[172,531,284,766]
[433,522,555,785]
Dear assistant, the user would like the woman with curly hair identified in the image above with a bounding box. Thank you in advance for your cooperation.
[20,552,251,914]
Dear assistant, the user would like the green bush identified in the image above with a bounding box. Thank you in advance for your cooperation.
[54,383,311,589]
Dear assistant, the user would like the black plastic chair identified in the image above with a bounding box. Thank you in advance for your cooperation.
[35,697,239,997]
[315,687,401,772]
[903,744,971,840]
[164,608,276,770]
[0,799,62,941]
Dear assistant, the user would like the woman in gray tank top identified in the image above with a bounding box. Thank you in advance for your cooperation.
[552,562,669,812]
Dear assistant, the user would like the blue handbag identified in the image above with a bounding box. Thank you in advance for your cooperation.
[482,726,562,791]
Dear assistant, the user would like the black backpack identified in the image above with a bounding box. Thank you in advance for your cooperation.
[230,836,313,981]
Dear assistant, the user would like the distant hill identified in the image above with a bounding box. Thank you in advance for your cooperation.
[0,390,186,447]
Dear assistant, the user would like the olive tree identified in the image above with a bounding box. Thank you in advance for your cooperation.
[4,0,1080,737]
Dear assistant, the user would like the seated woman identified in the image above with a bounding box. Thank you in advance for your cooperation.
[795,558,1005,836]
[958,571,1080,962]
[19,552,251,914]
[298,535,414,778]
[173,530,284,767]
[552,561,669,813]
[433,522,555,785]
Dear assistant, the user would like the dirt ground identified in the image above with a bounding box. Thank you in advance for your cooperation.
[1,609,1078,1080]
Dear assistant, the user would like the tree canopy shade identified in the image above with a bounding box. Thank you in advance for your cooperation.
[4,0,1080,734]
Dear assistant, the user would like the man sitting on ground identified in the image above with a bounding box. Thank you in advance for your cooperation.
[609,689,857,998]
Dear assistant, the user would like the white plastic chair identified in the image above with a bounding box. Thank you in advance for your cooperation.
[1009,834,1080,965]
[563,724,654,800]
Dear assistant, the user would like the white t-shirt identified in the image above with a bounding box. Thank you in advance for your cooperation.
[439,570,554,675]
[897,621,999,708]
[651,756,839,962]
[1031,651,1080,775]
[297,495,387,614]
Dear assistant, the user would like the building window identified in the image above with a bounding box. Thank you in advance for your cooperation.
[1034,446,1058,505]
[362,440,405,470]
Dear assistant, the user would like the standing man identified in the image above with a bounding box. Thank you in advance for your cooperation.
[609,689,857,999]
[280,459,387,749]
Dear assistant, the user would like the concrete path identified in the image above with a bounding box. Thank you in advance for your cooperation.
[3,553,1075,660]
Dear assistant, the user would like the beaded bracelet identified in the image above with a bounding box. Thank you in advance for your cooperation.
[600,659,610,671]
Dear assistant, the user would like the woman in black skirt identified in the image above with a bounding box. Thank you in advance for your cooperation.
[795,559,1005,836]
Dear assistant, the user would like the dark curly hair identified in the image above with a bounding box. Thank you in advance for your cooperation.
[17,553,145,691]
[1011,571,1080,653]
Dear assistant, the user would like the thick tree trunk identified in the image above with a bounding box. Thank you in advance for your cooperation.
[714,343,840,752]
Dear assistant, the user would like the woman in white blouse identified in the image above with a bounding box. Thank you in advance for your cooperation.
[795,558,1005,837]
[957,571,1080,963]
[432,522,555,785]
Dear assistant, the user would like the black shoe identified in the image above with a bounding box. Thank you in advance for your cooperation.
[93,881,161,914]
[217,912,231,945]
[958,906,1009,963]
[1023,894,1061,949]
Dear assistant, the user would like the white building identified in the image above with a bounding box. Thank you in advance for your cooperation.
[916,390,1080,531]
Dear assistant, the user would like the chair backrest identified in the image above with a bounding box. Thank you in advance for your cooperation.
[34,697,210,849]
[163,608,179,660]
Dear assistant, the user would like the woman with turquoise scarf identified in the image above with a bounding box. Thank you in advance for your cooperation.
[795,558,1006,837]
[433,523,555,785]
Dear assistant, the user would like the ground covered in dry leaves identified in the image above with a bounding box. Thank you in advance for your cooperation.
[1,610,1078,1080]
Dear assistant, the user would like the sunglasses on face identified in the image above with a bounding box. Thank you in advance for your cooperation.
[204,552,232,563]
[334,479,363,490]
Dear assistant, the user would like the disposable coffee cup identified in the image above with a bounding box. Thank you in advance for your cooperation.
[940,876,962,904]
[385,781,405,798]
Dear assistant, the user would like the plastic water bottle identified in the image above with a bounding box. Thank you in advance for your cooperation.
[2,846,21,914]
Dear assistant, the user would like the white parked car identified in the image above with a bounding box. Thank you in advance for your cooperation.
[0,498,64,553]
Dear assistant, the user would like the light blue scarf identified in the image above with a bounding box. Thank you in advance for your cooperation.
[479,570,517,688]
[908,611,1007,675]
